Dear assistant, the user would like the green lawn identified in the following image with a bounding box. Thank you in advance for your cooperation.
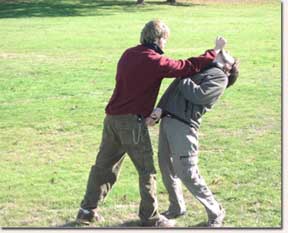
[0,0,281,228]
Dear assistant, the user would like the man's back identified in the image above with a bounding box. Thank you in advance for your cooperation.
[105,45,163,117]
[157,67,228,129]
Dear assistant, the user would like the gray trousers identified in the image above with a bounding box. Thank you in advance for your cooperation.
[158,116,221,219]
[80,114,159,224]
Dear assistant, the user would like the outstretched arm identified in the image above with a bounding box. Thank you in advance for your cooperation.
[157,36,227,78]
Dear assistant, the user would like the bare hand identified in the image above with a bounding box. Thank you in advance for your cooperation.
[150,108,162,120]
[145,116,157,127]
[214,36,227,52]
[145,108,163,127]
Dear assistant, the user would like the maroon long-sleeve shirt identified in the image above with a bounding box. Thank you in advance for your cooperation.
[105,44,216,117]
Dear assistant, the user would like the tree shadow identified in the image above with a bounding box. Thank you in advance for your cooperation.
[149,1,203,7]
[0,0,147,18]
[0,0,202,19]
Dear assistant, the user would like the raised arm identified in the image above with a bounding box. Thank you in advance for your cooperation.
[157,36,227,78]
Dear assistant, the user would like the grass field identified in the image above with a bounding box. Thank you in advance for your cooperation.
[0,0,281,228]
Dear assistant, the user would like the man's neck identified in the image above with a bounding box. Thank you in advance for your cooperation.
[143,43,164,55]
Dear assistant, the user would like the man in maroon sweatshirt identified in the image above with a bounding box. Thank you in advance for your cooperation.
[76,19,226,227]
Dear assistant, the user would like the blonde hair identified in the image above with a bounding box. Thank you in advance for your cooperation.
[140,19,170,45]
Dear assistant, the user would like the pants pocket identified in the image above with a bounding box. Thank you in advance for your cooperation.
[118,128,134,145]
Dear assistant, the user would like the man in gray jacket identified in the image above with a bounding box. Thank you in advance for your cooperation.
[146,50,239,227]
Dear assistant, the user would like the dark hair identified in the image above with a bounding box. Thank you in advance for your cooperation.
[227,59,239,88]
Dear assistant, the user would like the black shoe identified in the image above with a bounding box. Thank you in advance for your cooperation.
[76,208,104,225]
[161,210,186,219]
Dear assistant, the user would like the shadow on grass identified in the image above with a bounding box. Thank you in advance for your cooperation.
[55,221,82,228]
[112,219,141,227]
[149,0,202,7]
[0,0,202,19]
[189,221,209,227]
[114,220,209,229]
[55,219,142,229]
[55,219,209,229]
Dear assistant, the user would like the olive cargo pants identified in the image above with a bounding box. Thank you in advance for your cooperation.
[80,114,159,224]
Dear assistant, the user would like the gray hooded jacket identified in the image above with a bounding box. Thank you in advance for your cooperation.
[157,67,228,129]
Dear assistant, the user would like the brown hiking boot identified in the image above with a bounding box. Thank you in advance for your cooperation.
[76,208,104,225]
[141,214,176,227]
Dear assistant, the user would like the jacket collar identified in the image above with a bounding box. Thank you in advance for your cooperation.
[143,43,164,55]
[205,61,225,71]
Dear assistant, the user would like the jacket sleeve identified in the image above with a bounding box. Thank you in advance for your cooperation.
[157,49,216,78]
[187,49,217,74]
[157,79,180,109]
[178,73,228,105]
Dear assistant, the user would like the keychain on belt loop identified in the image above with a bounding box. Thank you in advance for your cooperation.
[133,115,142,144]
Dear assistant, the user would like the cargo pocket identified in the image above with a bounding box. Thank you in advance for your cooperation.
[118,128,134,145]
[178,155,199,181]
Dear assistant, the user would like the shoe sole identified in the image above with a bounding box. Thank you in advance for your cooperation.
[76,218,92,225]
